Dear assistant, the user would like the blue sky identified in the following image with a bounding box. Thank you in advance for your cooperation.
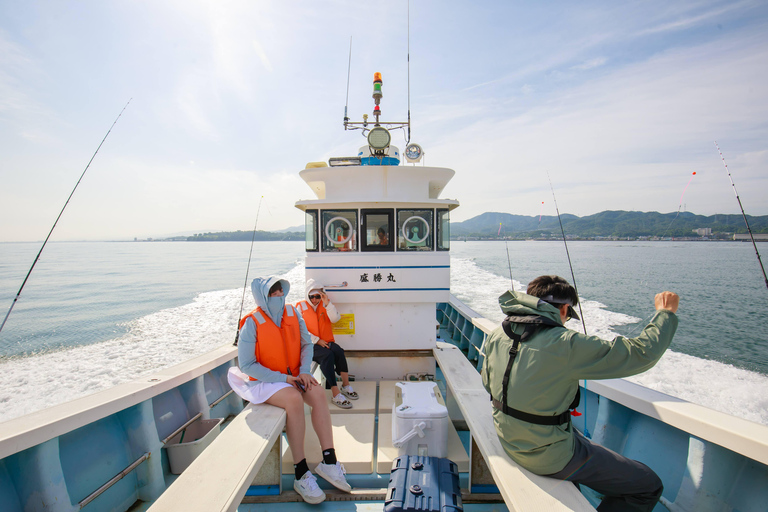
[1,0,766,241]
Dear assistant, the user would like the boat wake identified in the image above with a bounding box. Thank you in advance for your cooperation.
[1,259,766,427]
[0,264,308,424]
[450,257,768,427]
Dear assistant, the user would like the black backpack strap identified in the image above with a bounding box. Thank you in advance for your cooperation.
[499,319,538,410]
[492,314,577,426]
[492,399,573,425]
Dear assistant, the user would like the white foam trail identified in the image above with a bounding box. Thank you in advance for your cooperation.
[450,257,768,427]
[0,263,307,424]
[2,258,767,428]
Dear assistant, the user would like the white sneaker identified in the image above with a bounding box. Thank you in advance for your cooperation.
[315,461,352,492]
[294,471,326,504]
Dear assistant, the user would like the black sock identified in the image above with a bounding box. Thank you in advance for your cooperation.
[322,448,337,465]
[294,458,309,480]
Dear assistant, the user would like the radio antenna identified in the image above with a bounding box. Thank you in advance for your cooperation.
[344,37,352,127]
[406,0,411,144]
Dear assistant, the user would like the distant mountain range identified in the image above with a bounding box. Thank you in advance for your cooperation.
[451,211,768,238]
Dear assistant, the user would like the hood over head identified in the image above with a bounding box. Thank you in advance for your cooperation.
[305,278,325,310]
[251,276,291,325]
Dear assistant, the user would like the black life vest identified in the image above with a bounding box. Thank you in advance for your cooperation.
[491,314,580,426]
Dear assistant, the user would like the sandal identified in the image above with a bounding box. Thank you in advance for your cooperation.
[331,394,353,409]
[341,385,359,400]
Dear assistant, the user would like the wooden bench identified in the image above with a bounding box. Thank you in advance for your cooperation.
[433,341,595,512]
[148,402,286,512]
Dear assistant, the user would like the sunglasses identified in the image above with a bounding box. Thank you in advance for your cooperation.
[309,294,322,300]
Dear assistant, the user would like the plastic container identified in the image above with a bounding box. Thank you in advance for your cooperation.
[165,417,223,474]
[385,455,463,512]
[392,382,449,458]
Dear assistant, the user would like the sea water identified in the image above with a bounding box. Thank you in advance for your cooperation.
[0,240,766,426]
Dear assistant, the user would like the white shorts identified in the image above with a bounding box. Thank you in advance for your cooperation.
[227,366,293,404]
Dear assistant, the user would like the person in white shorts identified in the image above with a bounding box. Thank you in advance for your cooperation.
[228,276,351,504]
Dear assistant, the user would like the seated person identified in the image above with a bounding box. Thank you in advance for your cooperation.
[228,277,351,504]
[482,275,679,512]
[377,226,388,245]
[296,279,358,409]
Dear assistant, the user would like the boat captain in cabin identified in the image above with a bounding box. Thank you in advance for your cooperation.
[376,226,389,245]
[228,276,352,505]
[482,275,679,512]
[296,279,359,409]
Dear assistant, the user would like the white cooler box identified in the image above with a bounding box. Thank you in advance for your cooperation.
[391,381,449,458]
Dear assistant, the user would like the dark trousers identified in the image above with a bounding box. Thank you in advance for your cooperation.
[546,430,663,512]
[312,342,349,390]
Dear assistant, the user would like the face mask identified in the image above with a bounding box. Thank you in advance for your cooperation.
[267,295,285,326]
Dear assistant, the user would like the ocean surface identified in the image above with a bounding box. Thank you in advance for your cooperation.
[1,240,767,426]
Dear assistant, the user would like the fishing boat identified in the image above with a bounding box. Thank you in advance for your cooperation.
[1,72,767,512]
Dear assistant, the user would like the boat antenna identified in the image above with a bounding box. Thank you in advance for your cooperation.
[0,99,131,336]
[715,141,768,290]
[547,171,590,438]
[344,37,352,128]
[234,195,264,346]
[406,0,411,144]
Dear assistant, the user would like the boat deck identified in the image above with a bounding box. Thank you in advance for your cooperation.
[239,379,478,510]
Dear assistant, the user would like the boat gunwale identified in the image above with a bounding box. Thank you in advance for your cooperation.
[0,343,238,460]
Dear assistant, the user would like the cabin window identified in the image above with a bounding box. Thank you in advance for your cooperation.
[361,209,394,252]
[305,210,318,252]
[396,209,433,251]
[437,209,450,251]
[321,210,358,252]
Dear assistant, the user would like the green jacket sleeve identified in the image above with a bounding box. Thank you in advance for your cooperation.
[565,310,678,380]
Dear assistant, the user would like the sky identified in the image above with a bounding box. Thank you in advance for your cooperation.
[1,0,767,241]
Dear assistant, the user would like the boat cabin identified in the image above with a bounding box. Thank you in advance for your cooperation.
[295,151,459,379]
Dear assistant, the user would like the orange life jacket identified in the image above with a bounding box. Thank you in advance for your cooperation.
[296,300,335,343]
[239,305,301,381]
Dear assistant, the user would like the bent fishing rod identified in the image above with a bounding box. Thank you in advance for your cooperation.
[715,142,768,290]
[0,99,132,335]
[233,196,264,346]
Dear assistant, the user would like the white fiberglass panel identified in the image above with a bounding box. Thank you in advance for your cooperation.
[332,303,436,351]
[305,252,450,304]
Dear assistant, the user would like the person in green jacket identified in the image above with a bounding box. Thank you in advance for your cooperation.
[482,275,679,512]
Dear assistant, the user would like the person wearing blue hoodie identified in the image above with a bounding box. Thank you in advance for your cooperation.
[228,276,351,504]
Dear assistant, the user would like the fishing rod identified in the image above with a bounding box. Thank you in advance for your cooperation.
[547,172,590,437]
[233,196,264,346]
[505,242,514,289]
[0,99,132,336]
[715,142,768,290]
[546,172,587,332]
